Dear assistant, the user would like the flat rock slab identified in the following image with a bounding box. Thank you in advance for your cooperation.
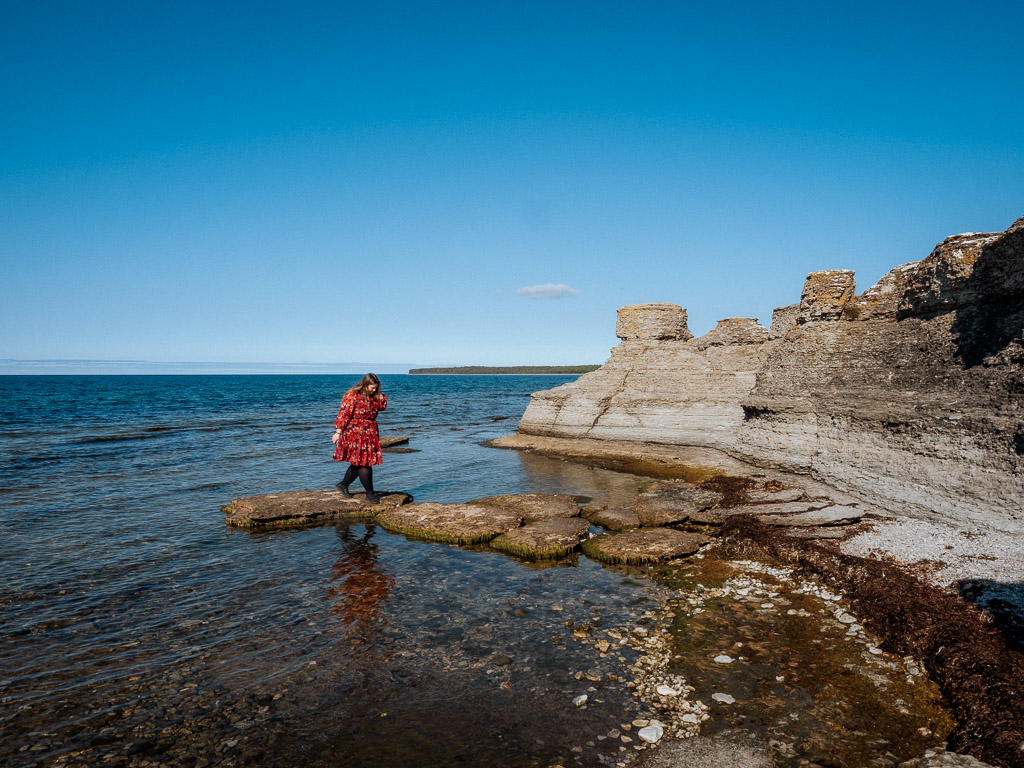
[470,493,580,522]
[376,502,522,545]
[689,500,832,525]
[490,517,592,560]
[224,489,411,528]
[583,504,641,531]
[762,504,862,527]
[634,480,722,526]
[785,526,857,539]
[745,487,805,503]
[380,436,410,447]
[582,528,710,565]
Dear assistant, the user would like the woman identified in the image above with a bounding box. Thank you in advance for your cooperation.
[332,373,387,503]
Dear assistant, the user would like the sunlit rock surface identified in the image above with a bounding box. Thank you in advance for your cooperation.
[224,489,411,528]
[518,215,1024,532]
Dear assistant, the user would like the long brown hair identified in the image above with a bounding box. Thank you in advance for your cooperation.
[346,373,383,402]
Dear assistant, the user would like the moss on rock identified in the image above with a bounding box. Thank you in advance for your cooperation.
[583,528,710,565]
[376,502,522,545]
[490,517,592,560]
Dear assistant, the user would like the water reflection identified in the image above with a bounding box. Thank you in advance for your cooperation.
[328,524,394,643]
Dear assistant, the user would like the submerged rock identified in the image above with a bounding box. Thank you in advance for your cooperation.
[223,489,411,528]
[490,517,591,560]
[634,480,722,526]
[582,528,710,564]
[376,502,521,545]
[470,493,581,522]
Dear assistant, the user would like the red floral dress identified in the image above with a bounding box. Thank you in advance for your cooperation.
[333,392,387,466]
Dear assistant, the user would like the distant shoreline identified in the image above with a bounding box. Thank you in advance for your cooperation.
[409,365,599,375]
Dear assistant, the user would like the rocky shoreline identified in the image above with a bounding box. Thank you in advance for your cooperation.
[224,440,1023,768]
[517,215,1024,534]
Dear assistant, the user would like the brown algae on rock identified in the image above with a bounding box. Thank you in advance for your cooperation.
[375,502,521,545]
[633,548,956,767]
[490,517,592,560]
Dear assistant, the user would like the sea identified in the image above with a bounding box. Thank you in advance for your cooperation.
[0,375,955,768]
[0,374,663,768]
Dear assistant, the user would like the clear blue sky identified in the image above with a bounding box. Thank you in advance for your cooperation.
[3,0,1022,370]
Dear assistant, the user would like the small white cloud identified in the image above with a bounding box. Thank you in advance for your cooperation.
[516,283,579,299]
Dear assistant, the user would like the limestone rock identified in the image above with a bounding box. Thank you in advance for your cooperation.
[899,750,997,768]
[797,269,856,324]
[635,729,774,768]
[376,502,521,545]
[582,528,709,564]
[515,214,1024,533]
[769,304,800,339]
[692,318,769,350]
[224,489,411,529]
[760,504,862,527]
[634,480,723,526]
[490,517,591,560]
[583,504,641,530]
[469,493,580,522]
[784,526,856,539]
[379,435,410,447]
[616,303,692,340]
[745,487,804,503]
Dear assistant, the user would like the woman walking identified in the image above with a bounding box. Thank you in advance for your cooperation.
[332,373,386,503]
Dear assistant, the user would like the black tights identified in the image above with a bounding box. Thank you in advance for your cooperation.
[340,464,375,496]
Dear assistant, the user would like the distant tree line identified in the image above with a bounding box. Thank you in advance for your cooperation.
[408,365,600,375]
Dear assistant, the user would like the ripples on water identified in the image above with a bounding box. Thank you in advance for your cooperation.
[0,375,952,767]
[0,375,662,767]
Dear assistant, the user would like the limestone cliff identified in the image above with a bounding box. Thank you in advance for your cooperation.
[518,216,1024,532]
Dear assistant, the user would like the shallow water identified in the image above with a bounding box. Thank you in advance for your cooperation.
[0,375,952,767]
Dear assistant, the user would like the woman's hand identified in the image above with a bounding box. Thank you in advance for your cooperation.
[332,431,341,445]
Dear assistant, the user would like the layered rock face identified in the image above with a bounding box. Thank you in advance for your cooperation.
[519,305,771,449]
[519,216,1024,532]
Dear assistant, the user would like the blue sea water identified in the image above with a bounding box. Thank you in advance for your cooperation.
[0,375,659,768]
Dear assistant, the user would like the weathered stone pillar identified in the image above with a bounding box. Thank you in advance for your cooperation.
[616,303,693,340]
[797,270,856,323]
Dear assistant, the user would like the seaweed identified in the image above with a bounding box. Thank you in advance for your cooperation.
[720,514,1024,768]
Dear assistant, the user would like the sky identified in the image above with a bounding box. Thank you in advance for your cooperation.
[2,0,1022,371]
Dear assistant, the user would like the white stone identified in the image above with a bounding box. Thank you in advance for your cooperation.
[638,724,664,744]
[713,655,734,664]
[656,684,680,697]
[572,694,588,707]
[712,693,736,704]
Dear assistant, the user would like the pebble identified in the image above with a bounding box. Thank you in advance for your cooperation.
[656,684,679,697]
[638,723,664,743]
[572,695,588,707]
[713,654,734,664]
[835,610,857,624]
[712,693,736,704]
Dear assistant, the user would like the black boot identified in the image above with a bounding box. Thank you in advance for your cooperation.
[336,465,357,497]
[358,466,379,504]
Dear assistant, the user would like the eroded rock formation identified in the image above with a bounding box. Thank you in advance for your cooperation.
[518,216,1024,532]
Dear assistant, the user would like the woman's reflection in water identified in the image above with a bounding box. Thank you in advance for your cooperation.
[328,523,395,643]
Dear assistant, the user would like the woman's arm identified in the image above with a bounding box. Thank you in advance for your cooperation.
[377,393,387,411]
[334,393,356,432]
